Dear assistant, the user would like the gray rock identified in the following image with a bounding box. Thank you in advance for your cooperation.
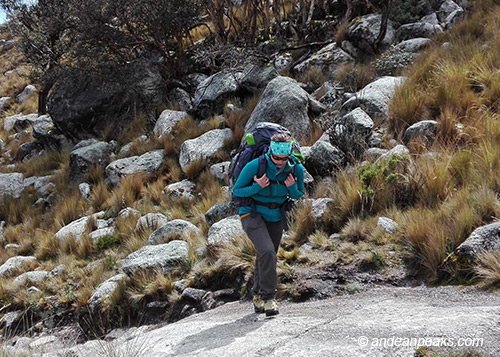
[210,162,231,183]
[0,256,37,278]
[294,42,355,76]
[452,222,500,263]
[121,240,190,275]
[54,212,105,242]
[182,287,207,303]
[13,271,49,287]
[15,141,44,161]
[89,227,116,241]
[273,52,293,73]
[342,107,374,137]
[79,183,92,200]
[240,64,279,92]
[377,145,410,162]
[377,217,398,234]
[32,115,74,152]
[306,198,334,226]
[169,88,193,112]
[119,207,141,219]
[69,139,113,183]
[153,109,189,138]
[16,84,37,103]
[105,149,165,187]
[0,96,11,111]
[3,113,38,132]
[207,215,245,246]
[47,57,168,140]
[89,274,127,311]
[443,8,465,30]
[364,147,388,161]
[345,14,395,53]
[309,141,345,173]
[396,22,443,42]
[403,120,438,145]
[420,13,440,26]
[164,179,197,200]
[191,71,243,118]
[179,129,233,172]
[395,38,432,53]
[0,172,24,203]
[148,219,201,245]
[439,0,462,21]
[135,213,169,232]
[343,76,406,122]
[205,202,238,226]
[245,76,324,141]
[0,311,23,331]
[48,264,65,277]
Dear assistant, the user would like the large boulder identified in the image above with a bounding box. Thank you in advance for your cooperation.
[240,64,280,92]
[306,141,345,176]
[294,43,355,76]
[395,22,443,42]
[105,150,165,186]
[0,256,37,278]
[153,110,189,138]
[54,212,108,242]
[121,240,190,275]
[179,129,233,172]
[402,120,438,145]
[190,71,245,119]
[207,215,245,246]
[47,57,168,140]
[147,219,201,245]
[0,173,24,203]
[13,271,49,287]
[69,139,113,182]
[32,115,74,152]
[3,113,38,132]
[451,222,500,264]
[135,213,169,232]
[342,76,406,122]
[345,14,396,53]
[244,76,325,141]
[88,274,128,311]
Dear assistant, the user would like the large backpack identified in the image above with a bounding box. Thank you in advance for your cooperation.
[229,122,303,207]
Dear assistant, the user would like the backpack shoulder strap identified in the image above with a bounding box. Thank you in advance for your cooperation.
[257,154,267,178]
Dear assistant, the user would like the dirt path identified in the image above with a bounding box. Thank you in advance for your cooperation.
[8,285,498,357]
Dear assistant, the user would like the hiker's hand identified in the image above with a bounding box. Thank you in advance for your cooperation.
[285,173,296,187]
[254,174,269,188]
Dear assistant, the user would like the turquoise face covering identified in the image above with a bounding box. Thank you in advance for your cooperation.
[270,141,292,156]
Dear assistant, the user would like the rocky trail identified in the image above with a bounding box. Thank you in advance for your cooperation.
[4,285,499,356]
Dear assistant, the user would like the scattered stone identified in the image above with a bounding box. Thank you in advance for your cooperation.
[121,240,190,275]
[207,215,245,245]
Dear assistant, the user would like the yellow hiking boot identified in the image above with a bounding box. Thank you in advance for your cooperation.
[253,294,265,313]
[264,299,279,317]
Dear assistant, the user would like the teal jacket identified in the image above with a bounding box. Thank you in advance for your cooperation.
[232,153,305,222]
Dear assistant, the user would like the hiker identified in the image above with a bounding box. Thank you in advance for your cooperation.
[232,131,305,316]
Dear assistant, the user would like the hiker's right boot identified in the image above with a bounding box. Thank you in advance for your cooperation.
[264,299,279,317]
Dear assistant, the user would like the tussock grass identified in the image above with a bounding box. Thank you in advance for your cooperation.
[335,63,375,92]
[289,200,316,247]
[475,251,500,288]
[127,269,175,304]
[52,190,87,230]
[106,173,146,212]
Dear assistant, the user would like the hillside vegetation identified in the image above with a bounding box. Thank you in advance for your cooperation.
[0,0,499,342]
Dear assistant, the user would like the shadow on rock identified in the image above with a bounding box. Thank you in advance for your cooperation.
[172,313,267,356]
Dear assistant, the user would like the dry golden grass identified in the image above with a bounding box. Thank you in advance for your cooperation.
[183,159,207,180]
[289,200,316,247]
[106,173,146,212]
[90,181,112,211]
[52,190,87,230]
[117,114,148,146]
[0,190,37,225]
[475,251,500,288]
[127,269,175,304]
[334,63,375,92]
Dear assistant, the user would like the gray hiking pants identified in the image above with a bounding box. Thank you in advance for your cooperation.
[240,213,284,300]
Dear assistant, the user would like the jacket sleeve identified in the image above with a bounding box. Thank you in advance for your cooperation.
[232,159,264,197]
[287,163,305,199]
